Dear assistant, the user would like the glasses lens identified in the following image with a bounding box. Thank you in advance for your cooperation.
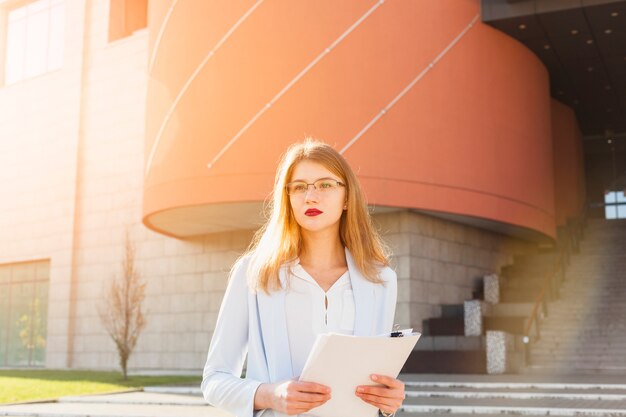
[287,182,307,195]
[315,179,337,191]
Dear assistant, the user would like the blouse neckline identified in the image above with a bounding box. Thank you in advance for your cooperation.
[291,263,350,293]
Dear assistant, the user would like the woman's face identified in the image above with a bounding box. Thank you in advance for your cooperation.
[288,160,347,234]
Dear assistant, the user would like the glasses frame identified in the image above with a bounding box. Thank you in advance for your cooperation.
[285,178,346,196]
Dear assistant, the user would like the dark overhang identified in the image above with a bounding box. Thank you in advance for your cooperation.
[481,0,626,139]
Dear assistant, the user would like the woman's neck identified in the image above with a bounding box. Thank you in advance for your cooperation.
[299,231,346,270]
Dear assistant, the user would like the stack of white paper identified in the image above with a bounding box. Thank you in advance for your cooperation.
[298,331,420,417]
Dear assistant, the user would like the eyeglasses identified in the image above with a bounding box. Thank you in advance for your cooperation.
[285,178,345,196]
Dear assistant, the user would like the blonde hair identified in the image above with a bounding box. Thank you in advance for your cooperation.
[239,138,391,294]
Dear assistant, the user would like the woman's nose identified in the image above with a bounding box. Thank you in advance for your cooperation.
[304,186,319,202]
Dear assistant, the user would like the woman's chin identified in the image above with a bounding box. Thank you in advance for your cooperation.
[298,219,341,233]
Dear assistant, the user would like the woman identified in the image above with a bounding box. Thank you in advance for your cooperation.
[201,139,404,417]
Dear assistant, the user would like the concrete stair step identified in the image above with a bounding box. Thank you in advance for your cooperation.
[530,354,626,363]
[396,413,553,417]
[536,332,626,338]
[522,364,626,375]
[559,283,626,290]
[529,364,626,371]
[537,327,626,334]
[538,320,622,325]
[534,333,626,340]
[413,336,485,351]
[577,248,626,253]
[396,414,570,417]
[532,343,626,350]
[578,243,626,248]
[531,351,626,358]
[570,252,624,262]
[566,272,624,277]
[540,312,623,318]
[400,396,626,416]
[533,336,626,342]
[564,271,624,276]
[536,334,626,339]
[535,339,626,345]
[545,304,625,308]
[556,290,626,294]
[402,379,626,390]
[572,251,626,256]
[564,274,626,279]
[546,303,626,309]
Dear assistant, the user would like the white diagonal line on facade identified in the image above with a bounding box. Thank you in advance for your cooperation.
[206,0,386,170]
[339,13,480,155]
[145,0,265,177]
[148,0,179,73]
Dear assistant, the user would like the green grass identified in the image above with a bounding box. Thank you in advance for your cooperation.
[0,370,201,404]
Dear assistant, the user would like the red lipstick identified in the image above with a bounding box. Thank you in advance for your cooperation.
[305,208,323,216]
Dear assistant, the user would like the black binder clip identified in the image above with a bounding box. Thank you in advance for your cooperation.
[390,324,403,338]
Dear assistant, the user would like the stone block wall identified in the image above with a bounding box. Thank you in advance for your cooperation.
[373,210,531,331]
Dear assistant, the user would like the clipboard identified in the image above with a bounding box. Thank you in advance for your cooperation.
[298,329,420,417]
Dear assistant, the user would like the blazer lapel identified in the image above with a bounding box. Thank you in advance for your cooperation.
[256,265,294,382]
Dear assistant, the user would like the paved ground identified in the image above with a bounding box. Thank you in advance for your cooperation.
[0,391,232,417]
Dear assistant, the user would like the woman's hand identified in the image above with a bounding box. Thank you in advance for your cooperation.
[254,379,331,415]
[355,374,405,415]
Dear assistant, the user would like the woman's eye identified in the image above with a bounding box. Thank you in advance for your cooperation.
[319,182,332,188]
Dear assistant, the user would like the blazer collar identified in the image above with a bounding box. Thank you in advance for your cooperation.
[256,246,377,381]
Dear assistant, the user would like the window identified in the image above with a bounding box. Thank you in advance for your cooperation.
[108,0,147,43]
[0,260,49,367]
[4,0,65,85]
[604,191,626,220]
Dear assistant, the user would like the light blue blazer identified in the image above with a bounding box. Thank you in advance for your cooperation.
[201,246,398,417]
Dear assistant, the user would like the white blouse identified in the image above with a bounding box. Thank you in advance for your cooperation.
[284,258,356,381]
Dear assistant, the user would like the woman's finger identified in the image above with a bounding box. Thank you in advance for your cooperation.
[356,385,400,398]
[370,374,404,389]
[292,391,330,403]
[296,381,331,394]
[356,392,396,408]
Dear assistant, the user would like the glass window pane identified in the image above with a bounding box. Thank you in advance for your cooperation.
[0,262,48,367]
[7,282,35,366]
[24,9,50,78]
[32,282,49,366]
[12,264,35,283]
[48,4,65,71]
[616,191,626,203]
[5,18,26,84]
[605,192,617,204]
[605,205,617,219]
[618,205,626,219]
[0,285,9,367]
[35,262,50,281]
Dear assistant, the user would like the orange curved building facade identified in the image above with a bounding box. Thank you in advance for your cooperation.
[143,0,567,241]
[551,99,586,227]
